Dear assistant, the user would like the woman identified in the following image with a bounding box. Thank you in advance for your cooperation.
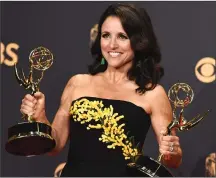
[20,3,182,176]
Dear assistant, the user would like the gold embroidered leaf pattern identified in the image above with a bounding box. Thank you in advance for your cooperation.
[69,98,141,162]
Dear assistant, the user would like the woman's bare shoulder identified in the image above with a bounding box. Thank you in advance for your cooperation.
[146,84,167,97]
[142,84,169,108]
[60,74,92,104]
[67,74,92,87]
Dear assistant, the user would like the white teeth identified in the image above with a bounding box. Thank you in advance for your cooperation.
[109,52,120,57]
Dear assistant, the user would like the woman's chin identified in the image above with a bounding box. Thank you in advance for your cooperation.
[107,62,123,68]
[106,60,132,69]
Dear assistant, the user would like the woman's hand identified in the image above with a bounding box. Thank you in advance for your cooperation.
[20,91,48,123]
[159,129,182,167]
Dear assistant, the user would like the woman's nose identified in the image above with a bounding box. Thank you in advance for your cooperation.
[109,38,119,49]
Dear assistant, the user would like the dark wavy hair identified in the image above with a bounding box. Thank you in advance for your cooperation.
[88,3,164,94]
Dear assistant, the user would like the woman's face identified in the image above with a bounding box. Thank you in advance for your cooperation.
[100,16,134,68]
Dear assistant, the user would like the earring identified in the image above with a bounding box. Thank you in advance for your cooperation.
[101,57,105,65]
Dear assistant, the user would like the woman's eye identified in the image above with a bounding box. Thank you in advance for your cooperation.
[102,34,110,38]
[119,34,128,40]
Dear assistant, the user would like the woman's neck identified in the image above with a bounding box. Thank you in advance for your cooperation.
[102,66,131,84]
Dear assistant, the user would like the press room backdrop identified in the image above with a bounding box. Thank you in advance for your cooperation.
[1,1,215,177]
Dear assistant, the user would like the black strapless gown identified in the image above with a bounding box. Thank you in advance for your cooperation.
[61,96,151,177]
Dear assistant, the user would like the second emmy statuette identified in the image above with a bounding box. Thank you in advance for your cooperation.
[5,47,56,157]
[126,83,210,177]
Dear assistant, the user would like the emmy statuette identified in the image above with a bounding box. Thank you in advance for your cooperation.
[5,47,56,156]
[126,83,210,177]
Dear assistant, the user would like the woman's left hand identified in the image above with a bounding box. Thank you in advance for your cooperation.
[159,129,181,161]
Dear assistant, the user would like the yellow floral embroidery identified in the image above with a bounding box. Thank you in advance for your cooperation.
[69,98,141,162]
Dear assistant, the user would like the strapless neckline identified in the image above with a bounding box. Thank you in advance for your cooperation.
[71,96,148,115]
[63,95,151,176]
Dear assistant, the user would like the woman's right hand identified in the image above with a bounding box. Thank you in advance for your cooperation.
[20,91,47,123]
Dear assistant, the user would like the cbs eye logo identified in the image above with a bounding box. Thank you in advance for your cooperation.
[195,57,215,83]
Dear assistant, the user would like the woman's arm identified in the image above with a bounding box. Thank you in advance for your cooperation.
[148,85,182,168]
[47,75,79,156]
[21,75,79,156]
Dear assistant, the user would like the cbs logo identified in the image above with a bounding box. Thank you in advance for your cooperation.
[1,42,19,66]
[195,57,215,83]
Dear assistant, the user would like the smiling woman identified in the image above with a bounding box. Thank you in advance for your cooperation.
[20,3,182,177]
[89,3,164,94]
[100,16,134,69]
